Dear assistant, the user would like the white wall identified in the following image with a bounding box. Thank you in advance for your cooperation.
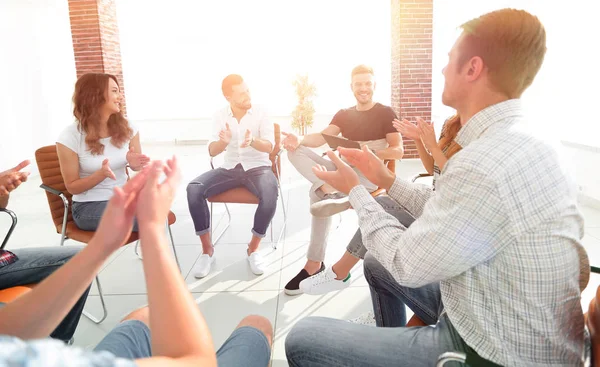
[562,143,600,206]
[115,0,391,142]
[0,0,77,172]
[431,0,600,203]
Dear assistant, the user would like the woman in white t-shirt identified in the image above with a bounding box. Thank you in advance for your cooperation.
[56,73,150,231]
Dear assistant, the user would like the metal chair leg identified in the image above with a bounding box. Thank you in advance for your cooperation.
[212,203,232,246]
[0,208,17,250]
[134,240,142,259]
[335,213,343,230]
[82,275,108,324]
[168,224,181,271]
[272,177,287,250]
[436,352,467,366]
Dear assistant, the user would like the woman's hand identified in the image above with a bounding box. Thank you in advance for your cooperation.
[126,147,151,171]
[417,118,437,151]
[393,119,420,141]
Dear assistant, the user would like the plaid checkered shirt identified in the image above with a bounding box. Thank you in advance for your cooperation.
[349,99,589,366]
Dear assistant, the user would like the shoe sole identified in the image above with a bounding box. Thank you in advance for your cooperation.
[194,272,210,279]
[302,283,350,295]
[284,288,303,296]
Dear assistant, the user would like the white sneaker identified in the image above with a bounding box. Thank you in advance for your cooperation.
[299,267,351,295]
[247,251,266,275]
[348,311,376,326]
[193,254,215,278]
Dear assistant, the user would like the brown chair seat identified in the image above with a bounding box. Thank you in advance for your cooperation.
[206,123,287,248]
[0,285,33,303]
[55,212,177,244]
[208,187,259,204]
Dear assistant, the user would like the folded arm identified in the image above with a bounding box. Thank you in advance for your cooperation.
[375,132,404,160]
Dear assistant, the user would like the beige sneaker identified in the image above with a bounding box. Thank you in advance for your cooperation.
[310,192,350,217]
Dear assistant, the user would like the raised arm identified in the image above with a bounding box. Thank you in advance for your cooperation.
[393,118,434,174]
[135,159,217,367]
[126,132,150,171]
[240,111,274,153]
[208,113,231,157]
[0,160,31,209]
[0,168,150,339]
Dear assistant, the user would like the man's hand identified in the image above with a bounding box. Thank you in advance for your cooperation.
[240,129,253,148]
[339,146,396,190]
[0,160,30,197]
[219,123,232,145]
[312,151,361,195]
[417,118,437,151]
[281,132,300,152]
[393,118,420,141]
[126,147,150,171]
[0,160,30,177]
[137,158,181,230]
[101,159,117,180]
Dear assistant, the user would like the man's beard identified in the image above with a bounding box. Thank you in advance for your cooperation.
[236,101,252,110]
[355,93,372,104]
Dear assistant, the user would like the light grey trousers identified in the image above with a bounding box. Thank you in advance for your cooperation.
[287,145,376,262]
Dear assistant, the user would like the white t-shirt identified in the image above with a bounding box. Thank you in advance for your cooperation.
[56,122,138,202]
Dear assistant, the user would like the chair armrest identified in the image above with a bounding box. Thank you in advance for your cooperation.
[437,351,502,367]
[40,184,64,197]
[0,208,17,250]
[39,184,70,241]
[436,352,466,366]
[411,173,433,183]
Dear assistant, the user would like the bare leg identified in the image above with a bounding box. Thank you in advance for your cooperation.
[236,315,273,346]
[303,260,323,275]
[247,235,261,254]
[199,233,214,256]
[332,251,360,280]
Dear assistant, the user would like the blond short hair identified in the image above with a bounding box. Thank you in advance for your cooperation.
[351,65,374,79]
[458,8,547,98]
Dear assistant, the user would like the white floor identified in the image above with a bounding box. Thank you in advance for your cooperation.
[2,144,599,366]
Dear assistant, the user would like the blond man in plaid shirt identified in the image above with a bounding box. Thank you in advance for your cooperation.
[286,8,589,367]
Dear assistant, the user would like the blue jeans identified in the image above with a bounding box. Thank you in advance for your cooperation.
[285,257,473,367]
[346,195,416,259]
[95,320,271,366]
[0,246,90,342]
[72,201,139,232]
[187,164,278,238]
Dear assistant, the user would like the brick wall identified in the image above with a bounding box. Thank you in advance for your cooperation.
[68,0,127,114]
[391,0,433,158]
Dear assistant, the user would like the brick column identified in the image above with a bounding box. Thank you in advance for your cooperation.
[68,0,127,114]
[391,0,433,158]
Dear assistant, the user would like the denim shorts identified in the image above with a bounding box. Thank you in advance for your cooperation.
[94,320,271,366]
